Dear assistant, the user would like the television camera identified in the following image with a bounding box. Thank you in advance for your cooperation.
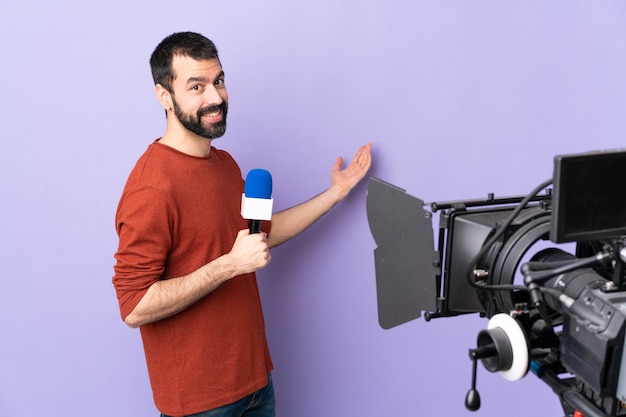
[366,149,626,417]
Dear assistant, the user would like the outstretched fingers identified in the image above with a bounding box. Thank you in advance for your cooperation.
[351,142,372,171]
[330,143,373,196]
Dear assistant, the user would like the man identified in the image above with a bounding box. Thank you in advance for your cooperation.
[112,31,372,417]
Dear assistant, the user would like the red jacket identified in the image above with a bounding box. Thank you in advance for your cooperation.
[113,142,273,416]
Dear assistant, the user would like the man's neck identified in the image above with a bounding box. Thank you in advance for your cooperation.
[159,125,213,157]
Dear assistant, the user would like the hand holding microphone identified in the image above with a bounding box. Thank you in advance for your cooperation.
[228,229,271,274]
[224,169,273,275]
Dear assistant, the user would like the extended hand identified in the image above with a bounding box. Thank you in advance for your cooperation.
[330,142,373,200]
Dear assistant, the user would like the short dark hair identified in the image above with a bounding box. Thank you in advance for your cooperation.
[149,32,220,92]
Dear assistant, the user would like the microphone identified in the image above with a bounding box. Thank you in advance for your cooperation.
[241,169,273,234]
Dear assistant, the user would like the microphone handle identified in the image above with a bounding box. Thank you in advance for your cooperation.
[249,219,262,234]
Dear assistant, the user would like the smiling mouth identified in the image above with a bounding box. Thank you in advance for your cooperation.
[204,109,221,117]
[199,105,224,122]
[199,111,222,125]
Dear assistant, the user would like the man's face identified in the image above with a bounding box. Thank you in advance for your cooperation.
[169,56,228,139]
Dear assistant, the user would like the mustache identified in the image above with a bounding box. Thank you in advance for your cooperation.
[198,102,227,117]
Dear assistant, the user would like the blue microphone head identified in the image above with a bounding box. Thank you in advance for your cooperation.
[244,169,273,199]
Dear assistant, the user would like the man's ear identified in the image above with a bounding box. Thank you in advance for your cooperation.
[155,84,173,111]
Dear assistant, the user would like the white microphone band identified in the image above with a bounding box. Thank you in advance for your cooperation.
[241,194,273,221]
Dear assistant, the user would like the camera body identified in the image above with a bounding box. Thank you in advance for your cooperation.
[367,149,626,416]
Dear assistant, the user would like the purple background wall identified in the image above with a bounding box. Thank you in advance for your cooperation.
[2,1,626,416]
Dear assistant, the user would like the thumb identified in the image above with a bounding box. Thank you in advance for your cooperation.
[332,156,344,172]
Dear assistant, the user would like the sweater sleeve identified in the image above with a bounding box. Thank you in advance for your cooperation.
[112,185,173,320]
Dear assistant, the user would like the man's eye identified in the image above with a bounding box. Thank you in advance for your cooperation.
[215,79,225,86]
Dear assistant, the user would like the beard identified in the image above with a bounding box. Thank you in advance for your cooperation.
[172,98,228,140]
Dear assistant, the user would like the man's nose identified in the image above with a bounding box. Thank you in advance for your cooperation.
[204,85,225,105]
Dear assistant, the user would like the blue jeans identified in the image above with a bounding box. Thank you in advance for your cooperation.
[161,374,276,417]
